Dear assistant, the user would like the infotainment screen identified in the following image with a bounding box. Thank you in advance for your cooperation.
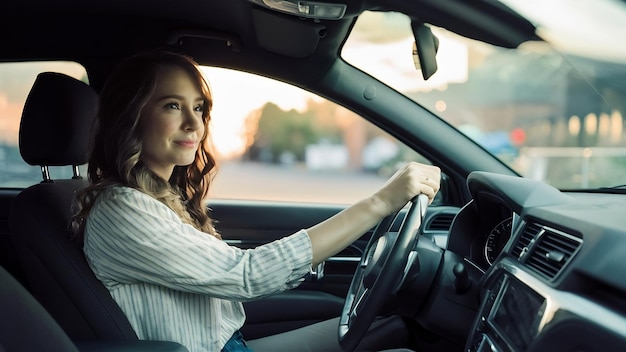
[489,277,545,351]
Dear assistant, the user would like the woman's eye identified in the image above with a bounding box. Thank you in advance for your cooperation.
[165,102,180,110]
[194,104,203,112]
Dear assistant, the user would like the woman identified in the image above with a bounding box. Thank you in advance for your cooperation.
[73,51,441,352]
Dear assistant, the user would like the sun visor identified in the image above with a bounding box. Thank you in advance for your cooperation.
[252,8,326,58]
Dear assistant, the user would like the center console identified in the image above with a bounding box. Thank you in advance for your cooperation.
[466,272,546,352]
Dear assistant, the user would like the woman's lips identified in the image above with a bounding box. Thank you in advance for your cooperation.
[175,140,197,148]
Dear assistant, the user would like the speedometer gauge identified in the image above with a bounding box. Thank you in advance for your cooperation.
[484,217,513,265]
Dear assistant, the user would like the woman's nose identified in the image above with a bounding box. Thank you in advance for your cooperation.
[183,109,203,131]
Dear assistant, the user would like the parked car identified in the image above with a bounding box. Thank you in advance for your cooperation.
[1,0,625,351]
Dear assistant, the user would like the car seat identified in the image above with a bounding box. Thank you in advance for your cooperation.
[7,72,138,341]
[0,266,189,352]
[0,265,80,351]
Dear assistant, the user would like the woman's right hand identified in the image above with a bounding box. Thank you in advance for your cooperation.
[369,162,441,218]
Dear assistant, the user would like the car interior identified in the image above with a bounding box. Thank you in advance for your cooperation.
[1,0,626,351]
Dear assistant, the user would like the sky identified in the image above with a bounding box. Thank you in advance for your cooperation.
[501,0,626,62]
[202,67,320,158]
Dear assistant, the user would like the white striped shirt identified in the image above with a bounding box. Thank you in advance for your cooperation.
[83,186,313,352]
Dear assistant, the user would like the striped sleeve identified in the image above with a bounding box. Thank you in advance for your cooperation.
[83,187,313,301]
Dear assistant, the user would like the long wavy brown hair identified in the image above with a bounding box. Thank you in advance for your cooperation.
[72,51,219,240]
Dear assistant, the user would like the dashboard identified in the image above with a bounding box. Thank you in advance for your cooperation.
[448,172,626,352]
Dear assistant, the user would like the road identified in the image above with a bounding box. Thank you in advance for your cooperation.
[210,161,388,204]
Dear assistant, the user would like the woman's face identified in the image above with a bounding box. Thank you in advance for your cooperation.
[139,65,205,180]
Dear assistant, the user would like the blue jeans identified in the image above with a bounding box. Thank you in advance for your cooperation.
[222,330,253,352]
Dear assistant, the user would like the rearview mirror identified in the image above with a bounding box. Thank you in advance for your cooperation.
[411,22,439,80]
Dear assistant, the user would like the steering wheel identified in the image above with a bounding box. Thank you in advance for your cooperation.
[338,194,429,351]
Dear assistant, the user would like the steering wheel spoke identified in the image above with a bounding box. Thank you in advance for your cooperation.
[348,287,369,324]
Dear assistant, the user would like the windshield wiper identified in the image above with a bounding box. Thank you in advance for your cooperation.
[600,184,626,190]
[563,185,626,194]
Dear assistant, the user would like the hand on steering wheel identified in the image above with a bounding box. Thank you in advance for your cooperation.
[338,194,429,351]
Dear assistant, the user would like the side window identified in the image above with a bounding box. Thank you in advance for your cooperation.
[0,62,88,187]
[203,67,431,204]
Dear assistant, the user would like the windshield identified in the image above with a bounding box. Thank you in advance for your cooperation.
[342,1,626,190]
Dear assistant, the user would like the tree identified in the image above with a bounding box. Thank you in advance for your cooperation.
[246,103,319,163]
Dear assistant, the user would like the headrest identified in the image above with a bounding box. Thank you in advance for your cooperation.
[19,72,97,166]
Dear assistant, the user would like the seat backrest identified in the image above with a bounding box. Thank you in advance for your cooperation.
[8,72,138,341]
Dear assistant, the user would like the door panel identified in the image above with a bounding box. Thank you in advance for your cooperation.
[211,200,355,338]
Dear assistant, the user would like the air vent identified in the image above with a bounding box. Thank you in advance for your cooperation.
[511,222,542,258]
[427,213,455,231]
[526,228,582,280]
